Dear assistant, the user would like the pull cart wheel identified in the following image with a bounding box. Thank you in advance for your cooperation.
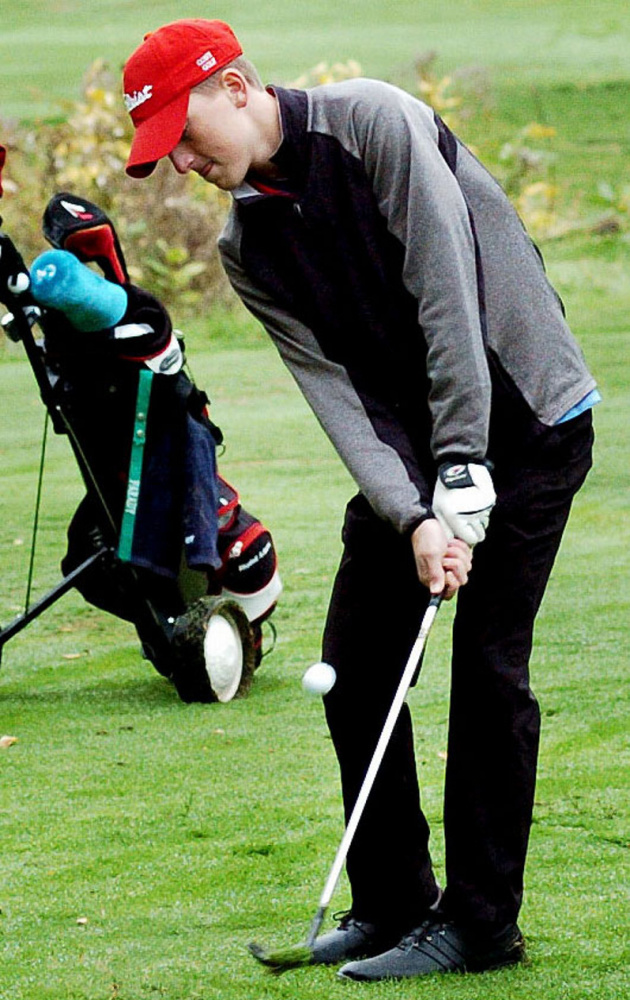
[171,596,257,703]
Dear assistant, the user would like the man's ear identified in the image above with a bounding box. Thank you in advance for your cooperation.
[221,69,248,107]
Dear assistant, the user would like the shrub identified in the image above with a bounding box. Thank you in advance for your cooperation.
[0,60,233,318]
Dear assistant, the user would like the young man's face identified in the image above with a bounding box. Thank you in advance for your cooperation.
[168,86,257,191]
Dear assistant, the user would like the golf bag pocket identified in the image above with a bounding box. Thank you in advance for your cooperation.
[216,476,240,531]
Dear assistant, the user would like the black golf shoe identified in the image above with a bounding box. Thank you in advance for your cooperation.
[310,913,402,965]
[337,919,525,980]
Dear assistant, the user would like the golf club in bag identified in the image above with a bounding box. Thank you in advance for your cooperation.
[0,181,282,703]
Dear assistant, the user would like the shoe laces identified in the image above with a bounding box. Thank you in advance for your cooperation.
[332,909,353,928]
[332,909,380,935]
[399,919,447,951]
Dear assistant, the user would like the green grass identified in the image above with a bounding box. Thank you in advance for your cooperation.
[2,0,630,120]
[1,323,628,1000]
[1,3,630,999]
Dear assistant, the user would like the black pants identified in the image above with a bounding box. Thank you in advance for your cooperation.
[322,412,593,935]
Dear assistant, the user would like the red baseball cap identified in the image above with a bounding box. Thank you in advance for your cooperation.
[123,19,242,178]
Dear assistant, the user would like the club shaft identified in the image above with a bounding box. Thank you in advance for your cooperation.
[317,594,442,912]
[305,906,327,949]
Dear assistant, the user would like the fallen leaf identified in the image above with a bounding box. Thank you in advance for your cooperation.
[62,653,83,660]
[0,735,18,749]
[76,917,88,926]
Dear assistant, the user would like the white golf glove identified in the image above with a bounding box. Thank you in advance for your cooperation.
[432,462,496,546]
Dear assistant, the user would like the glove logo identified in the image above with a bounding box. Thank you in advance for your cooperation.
[440,464,474,489]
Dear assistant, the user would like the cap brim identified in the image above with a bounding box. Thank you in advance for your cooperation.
[125,89,190,178]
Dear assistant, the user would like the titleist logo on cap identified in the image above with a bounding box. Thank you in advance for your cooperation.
[124,85,153,112]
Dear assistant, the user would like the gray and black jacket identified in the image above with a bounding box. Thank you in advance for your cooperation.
[219,79,595,534]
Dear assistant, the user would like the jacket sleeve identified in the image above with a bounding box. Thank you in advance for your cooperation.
[326,81,492,464]
[219,221,433,535]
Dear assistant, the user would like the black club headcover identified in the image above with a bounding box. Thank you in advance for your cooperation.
[42,192,129,284]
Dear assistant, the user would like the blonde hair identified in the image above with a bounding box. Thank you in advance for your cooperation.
[192,56,264,93]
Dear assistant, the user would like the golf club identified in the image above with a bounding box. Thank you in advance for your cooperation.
[248,591,443,972]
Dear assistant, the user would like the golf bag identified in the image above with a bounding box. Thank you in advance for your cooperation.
[0,183,281,703]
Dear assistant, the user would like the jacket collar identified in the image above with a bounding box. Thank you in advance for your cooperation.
[269,86,309,183]
[232,86,308,203]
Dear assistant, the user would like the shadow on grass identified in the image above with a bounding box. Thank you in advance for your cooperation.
[0,649,283,712]
[0,663,180,711]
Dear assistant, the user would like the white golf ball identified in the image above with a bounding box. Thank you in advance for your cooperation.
[302,661,337,696]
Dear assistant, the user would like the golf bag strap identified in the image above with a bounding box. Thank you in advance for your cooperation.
[118,368,154,562]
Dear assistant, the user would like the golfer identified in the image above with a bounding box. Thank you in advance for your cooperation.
[122,19,597,981]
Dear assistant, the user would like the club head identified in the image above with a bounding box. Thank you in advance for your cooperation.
[42,192,129,284]
[247,940,313,973]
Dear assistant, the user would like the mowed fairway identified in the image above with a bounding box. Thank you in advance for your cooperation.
[0,3,629,1000]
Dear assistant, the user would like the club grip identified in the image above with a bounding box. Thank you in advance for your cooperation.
[30,249,127,332]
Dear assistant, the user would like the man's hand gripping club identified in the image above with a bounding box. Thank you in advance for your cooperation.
[412,463,496,599]
[412,520,472,600]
